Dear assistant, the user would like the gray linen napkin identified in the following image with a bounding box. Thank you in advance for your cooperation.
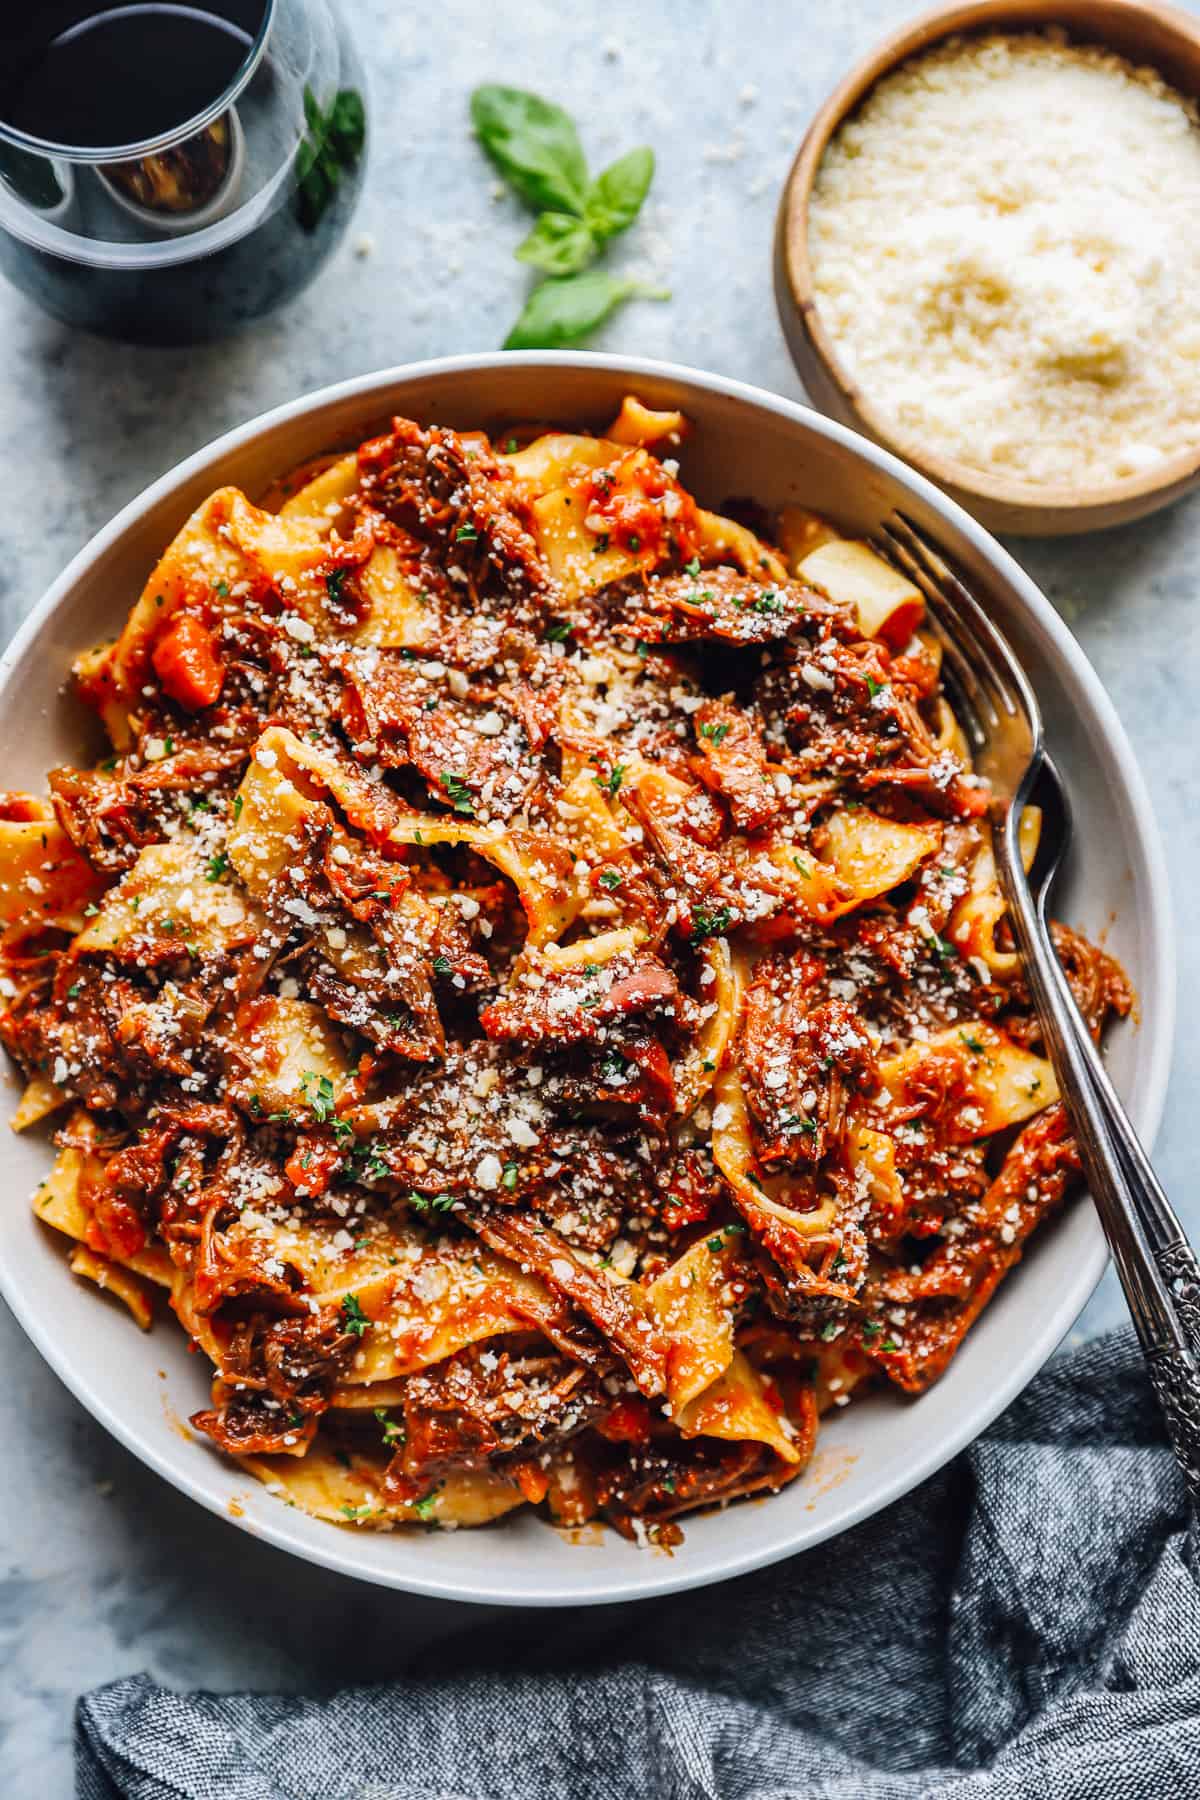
[75,1329,1199,1800]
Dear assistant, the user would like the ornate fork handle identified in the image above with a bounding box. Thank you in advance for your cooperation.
[1043,939,1200,1366]
[1157,1241,1200,1360]
[996,799,1200,1509]
[1146,1346,1200,1509]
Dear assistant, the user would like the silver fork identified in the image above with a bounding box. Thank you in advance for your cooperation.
[876,513,1200,1507]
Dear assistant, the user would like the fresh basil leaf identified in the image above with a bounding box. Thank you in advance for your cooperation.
[471,85,589,215]
[295,135,319,185]
[515,211,597,276]
[303,84,324,135]
[328,89,366,161]
[504,271,667,350]
[295,87,365,230]
[584,146,655,240]
[504,272,633,349]
[297,161,333,229]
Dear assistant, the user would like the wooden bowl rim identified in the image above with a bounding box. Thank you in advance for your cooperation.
[778,0,1200,522]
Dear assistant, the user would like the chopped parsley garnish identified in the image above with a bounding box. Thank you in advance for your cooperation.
[792,856,813,879]
[414,1485,442,1520]
[354,1144,391,1183]
[754,590,781,614]
[861,1319,883,1340]
[325,569,347,606]
[691,906,731,940]
[408,1191,455,1214]
[204,851,229,883]
[504,436,519,453]
[683,556,701,577]
[67,981,82,999]
[597,869,623,891]
[866,677,884,699]
[374,1407,404,1448]
[960,1030,986,1055]
[698,721,730,745]
[545,620,574,641]
[881,1336,900,1354]
[340,1503,374,1521]
[83,902,100,917]
[819,1321,842,1342]
[300,1070,336,1122]
[339,1293,370,1337]
[502,1162,519,1190]
[215,579,229,597]
[455,523,480,542]
[232,794,244,821]
[439,771,475,815]
[599,1049,629,1083]
[595,763,625,797]
[432,955,452,975]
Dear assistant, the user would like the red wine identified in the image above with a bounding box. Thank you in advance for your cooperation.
[0,1,368,345]
[1,5,265,150]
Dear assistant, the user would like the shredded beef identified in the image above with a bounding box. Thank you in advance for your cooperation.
[630,567,849,648]
[480,951,680,1046]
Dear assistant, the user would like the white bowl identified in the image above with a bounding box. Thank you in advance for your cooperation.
[0,354,1174,1607]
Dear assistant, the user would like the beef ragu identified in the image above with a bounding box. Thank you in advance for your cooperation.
[0,396,1129,1541]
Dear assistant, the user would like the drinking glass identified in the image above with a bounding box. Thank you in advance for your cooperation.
[0,1,368,344]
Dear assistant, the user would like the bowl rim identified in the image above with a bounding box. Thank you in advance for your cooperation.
[0,350,1176,1606]
[776,0,1200,522]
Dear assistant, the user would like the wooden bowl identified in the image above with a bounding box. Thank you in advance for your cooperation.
[775,0,1200,535]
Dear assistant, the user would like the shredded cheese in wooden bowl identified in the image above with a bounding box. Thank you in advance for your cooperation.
[807,29,1200,491]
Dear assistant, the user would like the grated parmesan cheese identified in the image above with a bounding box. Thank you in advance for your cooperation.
[809,31,1200,486]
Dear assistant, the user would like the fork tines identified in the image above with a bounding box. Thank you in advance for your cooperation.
[871,514,1042,762]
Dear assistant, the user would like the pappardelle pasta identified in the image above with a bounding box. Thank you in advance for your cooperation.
[1,397,1130,1541]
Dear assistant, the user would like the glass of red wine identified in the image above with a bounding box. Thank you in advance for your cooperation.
[0,2,367,344]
